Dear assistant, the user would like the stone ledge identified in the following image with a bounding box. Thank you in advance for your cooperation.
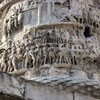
[31,22,84,30]
[0,73,99,100]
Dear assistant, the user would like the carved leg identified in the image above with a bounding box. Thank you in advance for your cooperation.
[3,64,7,72]
[7,67,10,72]
[12,61,17,71]
[60,37,62,43]
[0,63,3,71]
[33,58,36,67]
[56,55,59,63]
[36,58,39,67]
[10,67,14,72]
[61,56,63,63]
[25,60,28,69]
[58,38,60,43]
[65,57,68,64]
[52,56,55,64]
[44,56,46,64]
[59,55,62,63]
[60,55,63,63]
[49,56,51,64]
[67,57,70,64]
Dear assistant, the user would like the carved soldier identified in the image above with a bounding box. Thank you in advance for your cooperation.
[48,46,56,64]
[29,46,36,67]
[71,45,76,64]
[7,48,13,72]
[50,30,57,43]
[82,8,88,24]
[3,19,9,38]
[18,13,23,26]
[0,50,8,72]
[11,45,17,71]
[89,8,96,25]
[16,44,24,69]
[18,4,23,13]
[34,44,42,66]
[12,6,18,15]
[58,44,71,64]
[13,13,18,29]
[21,43,26,55]
[42,44,49,65]
[8,16,14,36]
[43,32,50,43]
[56,29,63,43]
[23,47,32,69]
[29,0,34,7]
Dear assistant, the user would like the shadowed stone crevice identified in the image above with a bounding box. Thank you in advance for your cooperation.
[83,26,92,38]
[0,93,25,100]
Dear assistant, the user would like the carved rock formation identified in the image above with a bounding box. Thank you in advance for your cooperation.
[0,0,100,100]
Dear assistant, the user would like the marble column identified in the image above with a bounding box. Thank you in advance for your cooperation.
[37,4,42,25]
[52,1,54,12]
[47,0,52,23]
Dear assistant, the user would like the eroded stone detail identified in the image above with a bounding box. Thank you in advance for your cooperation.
[0,0,100,80]
[0,25,99,81]
[0,0,100,99]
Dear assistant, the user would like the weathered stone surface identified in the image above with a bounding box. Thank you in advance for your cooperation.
[0,0,100,100]
[0,73,99,100]
[75,93,99,100]
[0,73,25,98]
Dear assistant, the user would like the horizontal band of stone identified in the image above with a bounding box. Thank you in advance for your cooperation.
[31,22,84,30]
[0,72,99,100]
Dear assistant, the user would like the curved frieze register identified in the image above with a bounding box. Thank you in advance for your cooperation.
[0,0,100,80]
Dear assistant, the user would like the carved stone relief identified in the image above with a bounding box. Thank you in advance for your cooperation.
[0,24,99,80]
[0,0,100,80]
